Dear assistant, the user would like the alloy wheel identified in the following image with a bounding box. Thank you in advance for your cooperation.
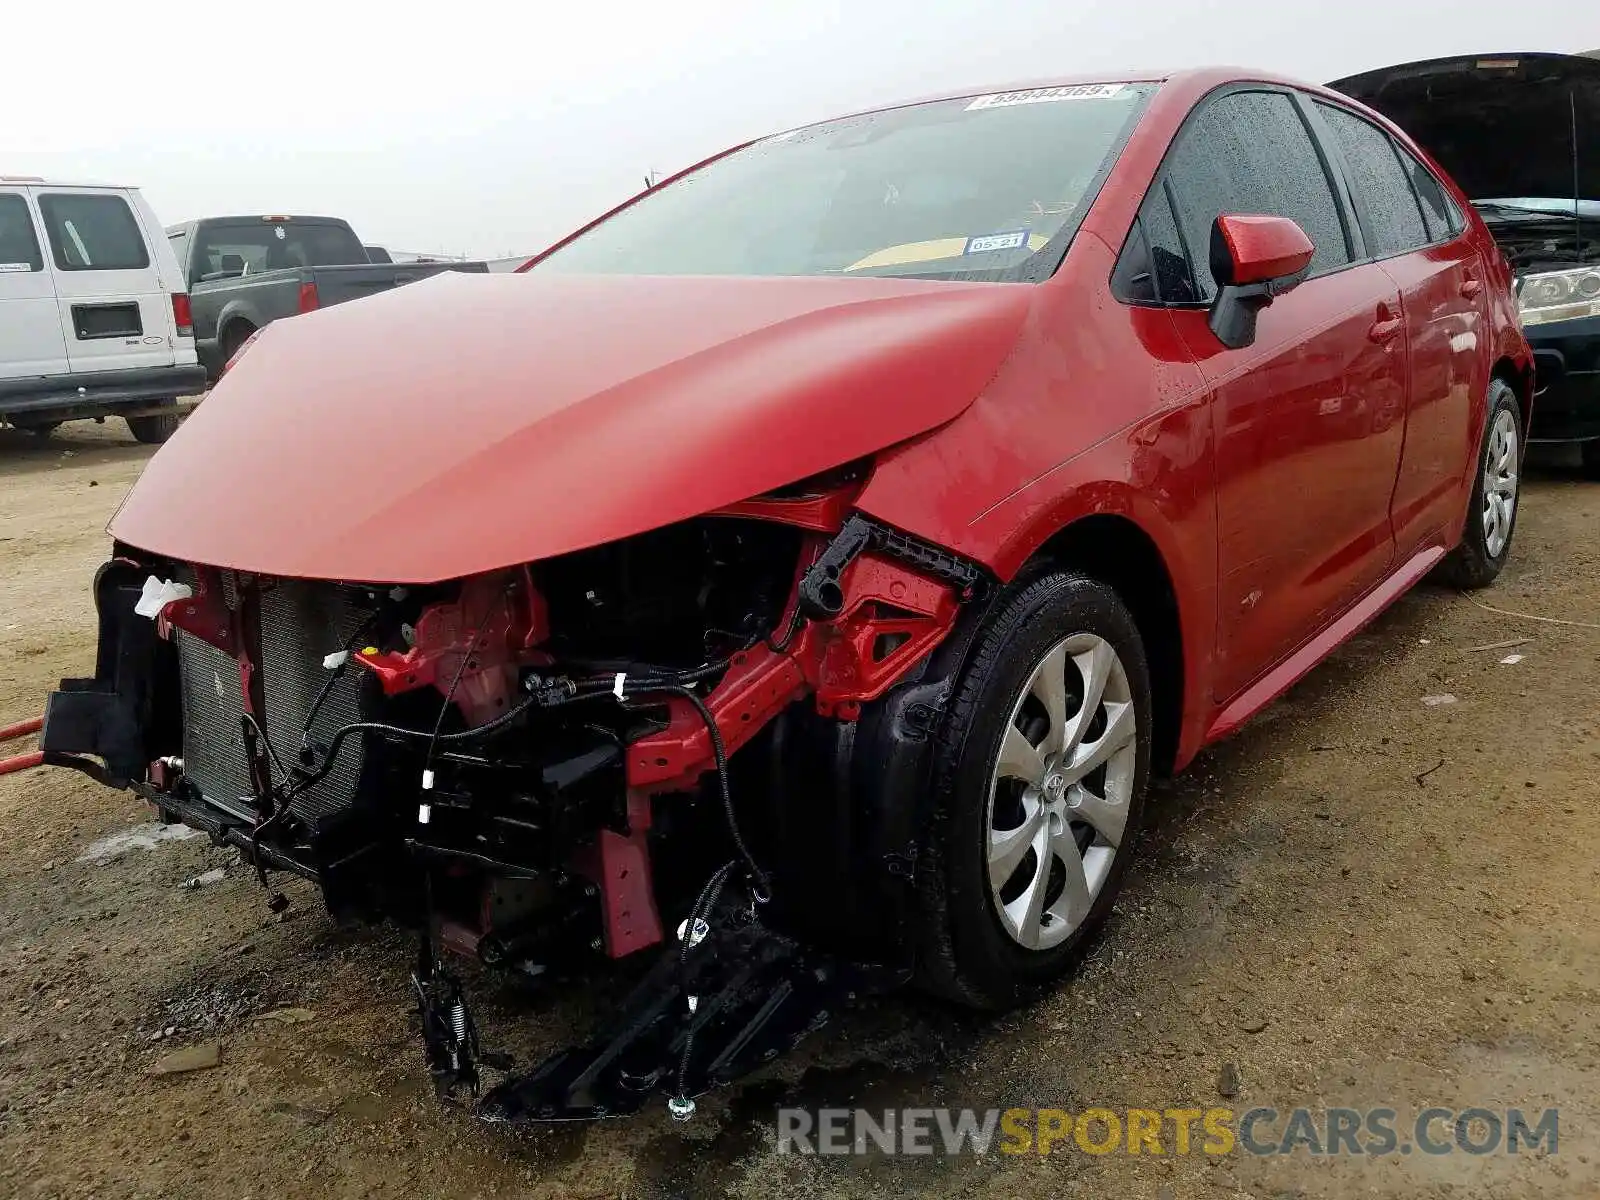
[985,632,1138,951]
[1482,407,1519,559]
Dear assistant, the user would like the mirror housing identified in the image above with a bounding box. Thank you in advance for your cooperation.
[1207,214,1315,350]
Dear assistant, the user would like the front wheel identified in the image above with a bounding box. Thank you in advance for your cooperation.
[917,572,1152,1011]
[1437,379,1522,590]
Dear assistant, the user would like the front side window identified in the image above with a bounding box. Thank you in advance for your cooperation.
[1163,90,1351,300]
[1113,181,1199,305]
[0,194,43,272]
[532,83,1157,283]
[1316,103,1430,257]
[37,193,150,271]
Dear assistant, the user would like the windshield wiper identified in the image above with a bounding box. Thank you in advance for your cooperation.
[1473,201,1569,222]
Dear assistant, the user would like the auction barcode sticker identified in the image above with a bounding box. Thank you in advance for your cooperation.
[966,83,1126,111]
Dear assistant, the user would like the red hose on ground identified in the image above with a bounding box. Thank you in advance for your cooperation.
[0,716,43,742]
[0,750,45,777]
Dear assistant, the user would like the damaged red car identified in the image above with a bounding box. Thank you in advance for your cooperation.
[42,68,1531,1120]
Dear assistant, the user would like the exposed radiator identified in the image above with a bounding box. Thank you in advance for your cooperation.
[176,576,375,823]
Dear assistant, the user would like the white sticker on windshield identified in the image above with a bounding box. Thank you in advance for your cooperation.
[964,229,1030,255]
[0,262,31,273]
[966,83,1126,111]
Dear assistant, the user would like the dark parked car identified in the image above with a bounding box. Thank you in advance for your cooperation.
[46,67,1529,1121]
[1333,52,1600,475]
[164,215,486,379]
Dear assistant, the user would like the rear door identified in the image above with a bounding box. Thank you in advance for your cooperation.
[30,186,176,374]
[1143,87,1410,700]
[1312,100,1491,552]
[0,187,68,379]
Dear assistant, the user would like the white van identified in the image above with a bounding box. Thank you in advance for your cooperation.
[0,179,207,443]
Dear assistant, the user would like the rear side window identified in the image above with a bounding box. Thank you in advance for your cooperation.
[1315,104,1429,257]
[1394,144,1463,240]
[1163,90,1350,299]
[38,193,151,271]
[0,194,44,271]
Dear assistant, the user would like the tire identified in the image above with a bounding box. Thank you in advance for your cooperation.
[1436,379,1522,590]
[219,323,256,376]
[126,401,181,445]
[1581,439,1600,481]
[917,571,1153,1010]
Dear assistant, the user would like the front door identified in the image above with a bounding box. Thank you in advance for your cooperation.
[1150,87,1409,700]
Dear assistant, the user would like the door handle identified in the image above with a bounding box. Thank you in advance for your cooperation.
[1367,317,1404,344]
[1460,277,1484,299]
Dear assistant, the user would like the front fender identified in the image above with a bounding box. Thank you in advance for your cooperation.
[858,390,1220,770]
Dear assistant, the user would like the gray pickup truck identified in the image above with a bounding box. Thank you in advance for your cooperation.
[164,215,487,379]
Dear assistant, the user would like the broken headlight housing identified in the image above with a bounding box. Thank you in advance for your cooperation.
[1517,266,1600,326]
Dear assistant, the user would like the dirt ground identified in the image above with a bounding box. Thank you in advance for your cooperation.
[1,418,1597,1200]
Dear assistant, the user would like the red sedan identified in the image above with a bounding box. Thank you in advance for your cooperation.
[43,67,1531,1115]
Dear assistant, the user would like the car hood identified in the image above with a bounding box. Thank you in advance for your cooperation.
[111,270,1032,583]
[1329,52,1600,202]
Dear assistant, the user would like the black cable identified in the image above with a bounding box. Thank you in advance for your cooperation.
[765,602,806,654]
[239,711,292,906]
[625,681,770,903]
[421,593,497,786]
[671,858,736,1109]
[284,693,547,803]
[299,611,379,756]
[284,675,619,803]
[240,710,289,787]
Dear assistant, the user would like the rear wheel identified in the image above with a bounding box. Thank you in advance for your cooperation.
[917,571,1152,1010]
[1437,379,1522,589]
[219,323,256,375]
[127,401,181,445]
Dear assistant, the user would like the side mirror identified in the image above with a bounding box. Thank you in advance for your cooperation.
[1207,214,1315,350]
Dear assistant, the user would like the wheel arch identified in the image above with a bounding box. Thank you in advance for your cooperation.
[218,312,259,354]
[1028,513,1185,776]
[1490,355,1533,443]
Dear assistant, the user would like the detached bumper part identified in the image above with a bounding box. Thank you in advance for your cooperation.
[41,561,181,783]
[477,910,904,1122]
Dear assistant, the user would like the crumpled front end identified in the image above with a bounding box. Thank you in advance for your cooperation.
[42,464,989,1116]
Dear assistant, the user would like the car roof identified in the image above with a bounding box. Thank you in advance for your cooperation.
[0,177,135,190]
[765,66,1355,141]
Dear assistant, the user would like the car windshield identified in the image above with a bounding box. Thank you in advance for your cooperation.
[531,83,1155,283]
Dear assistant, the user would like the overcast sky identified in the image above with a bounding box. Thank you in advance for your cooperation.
[5,1,1596,258]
